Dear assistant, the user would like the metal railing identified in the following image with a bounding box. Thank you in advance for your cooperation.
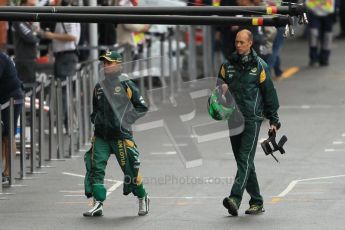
[0,26,200,196]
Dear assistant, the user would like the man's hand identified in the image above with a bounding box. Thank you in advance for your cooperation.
[221,84,228,95]
[270,124,278,133]
[44,31,54,39]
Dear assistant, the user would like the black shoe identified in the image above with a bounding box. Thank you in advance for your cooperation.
[2,176,9,184]
[83,200,103,217]
[2,173,9,184]
[245,204,265,215]
[223,197,238,216]
[319,61,329,67]
[335,33,345,39]
[309,60,318,67]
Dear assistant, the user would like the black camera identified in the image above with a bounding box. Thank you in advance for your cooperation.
[261,129,287,163]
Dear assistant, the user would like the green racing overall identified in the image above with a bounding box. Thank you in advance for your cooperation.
[218,49,280,208]
[84,73,148,202]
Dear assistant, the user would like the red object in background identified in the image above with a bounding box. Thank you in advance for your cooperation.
[35,56,49,64]
[132,0,138,6]
[184,28,204,46]
[195,0,203,6]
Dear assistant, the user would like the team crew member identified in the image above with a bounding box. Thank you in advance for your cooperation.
[0,52,24,184]
[83,51,149,217]
[219,30,280,216]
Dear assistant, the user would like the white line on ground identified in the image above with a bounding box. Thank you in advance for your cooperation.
[162,143,188,147]
[299,181,333,184]
[332,141,345,145]
[149,196,223,199]
[277,180,299,197]
[277,174,345,198]
[62,172,120,183]
[324,149,345,152]
[62,172,123,197]
[60,190,84,193]
[288,192,324,195]
[280,105,345,109]
[64,195,85,197]
[151,151,177,155]
[106,181,123,197]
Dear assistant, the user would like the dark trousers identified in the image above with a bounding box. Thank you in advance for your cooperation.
[308,13,334,65]
[15,60,36,87]
[1,89,23,175]
[340,0,345,34]
[1,89,24,137]
[229,120,263,208]
[54,51,78,130]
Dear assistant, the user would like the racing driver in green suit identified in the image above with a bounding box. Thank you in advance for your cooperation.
[83,51,149,217]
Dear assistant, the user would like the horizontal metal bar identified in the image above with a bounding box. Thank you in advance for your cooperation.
[0,13,292,26]
[0,5,306,16]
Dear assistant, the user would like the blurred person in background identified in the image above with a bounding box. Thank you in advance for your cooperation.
[0,0,7,51]
[336,0,345,39]
[236,0,266,57]
[306,0,336,66]
[215,0,238,59]
[12,0,43,87]
[1,52,24,184]
[265,0,285,77]
[44,0,81,131]
[116,0,150,62]
[98,0,117,56]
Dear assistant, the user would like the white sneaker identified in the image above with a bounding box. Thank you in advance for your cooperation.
[83,200,103,217]
[138,196,150,216]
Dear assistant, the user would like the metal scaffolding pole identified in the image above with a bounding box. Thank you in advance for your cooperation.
[0,13,293,26]
[0,5,307,16]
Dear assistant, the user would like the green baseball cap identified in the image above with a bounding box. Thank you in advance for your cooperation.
[99,51,123,63]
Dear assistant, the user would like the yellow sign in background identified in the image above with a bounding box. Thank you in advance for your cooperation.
[306,0,335,13]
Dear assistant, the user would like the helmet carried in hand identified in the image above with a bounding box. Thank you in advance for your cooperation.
[207,87,235,121]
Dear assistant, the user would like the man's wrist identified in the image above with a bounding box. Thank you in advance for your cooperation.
[269,121,281,130]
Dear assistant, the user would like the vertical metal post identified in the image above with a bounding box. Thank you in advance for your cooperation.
[76,72,83,150]
[29,87,36,174]
[138,44,145,95]
[123,44,132,73]
[146,37,157,111]
[19,101,26,178]
[38,84,44,167]
[8,98,15,185]
[67,76,75,158]
[160,33,167,102]
[56,79,64,159]
[202,26,208,78]
[82,73,88,145]
[48,78,56,161]
[175,25,182,92]
[168,27,174,100]
[202,26,213,78]
[89,0,99,85]
[188,26,197,81]
[0,104,2,193]
[38,84,52,168]
[147,38,153,94]
[88,66,94,141]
